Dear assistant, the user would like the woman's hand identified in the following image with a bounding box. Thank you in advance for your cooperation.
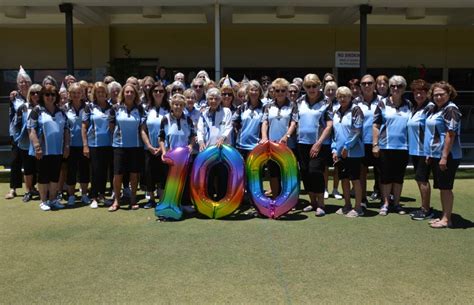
[35,147,43,160]
[439,157,448,171]
[147,145,160,155]
[199,143,206,152]
[216,137,225,148]
[83,145,90,158]
[341,148,348,159]
[372,145,380,158]
[332,152,339,164]
[310,142,321,158]
[259,137,268,144]
[279,136,288,145]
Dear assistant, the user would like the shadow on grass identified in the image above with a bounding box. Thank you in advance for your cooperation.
[451,213,474,229]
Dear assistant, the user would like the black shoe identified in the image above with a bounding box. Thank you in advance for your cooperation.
[411,208,434,221]
[22,192,32,202]
[30,189,40,197]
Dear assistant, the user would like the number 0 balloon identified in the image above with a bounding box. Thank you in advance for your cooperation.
[246,141,299,219]
[190,145,244,219]
[155,147,191,220]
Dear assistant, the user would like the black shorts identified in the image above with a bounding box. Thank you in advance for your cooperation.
[411,155,430,183]
[37,155,62,184]
[362,144,377,167]
[66,146,90,185]
[113,147,144,175]
[19,149,36,176]
[321,144,333,168]
[379,149,409,184]
[431,154,460,190]
[336,157,362,181]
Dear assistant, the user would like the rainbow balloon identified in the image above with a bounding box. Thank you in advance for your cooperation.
[246,141,299,219]
[155,147,191,220]
[190,145,244,219]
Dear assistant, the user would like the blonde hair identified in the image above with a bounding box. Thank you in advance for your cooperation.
[271,78,290,89]
[303,74,321,87]
[91,82,109,101]
[336,86,352,98]
[170,93,186,106]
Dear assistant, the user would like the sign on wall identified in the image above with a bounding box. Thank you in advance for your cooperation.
[335,51,360,68]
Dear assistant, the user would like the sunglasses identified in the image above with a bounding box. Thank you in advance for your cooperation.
[222,93,233,97]
[193,85,203,89]
[153,89,165,94]
[30,91,39,96]
[44,93,56,97]
[289,90,298,94]
[274,89,287,93]
[361,81,374,86]
[304,84,319,89]
[390,84,404,89]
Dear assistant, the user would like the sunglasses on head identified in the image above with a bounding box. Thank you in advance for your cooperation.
[153,89,164,94]
[390,84,404,89]
[274,89,286,93]
[44,93,56,97]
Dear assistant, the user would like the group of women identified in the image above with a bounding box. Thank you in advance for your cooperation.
[7,68,462,228]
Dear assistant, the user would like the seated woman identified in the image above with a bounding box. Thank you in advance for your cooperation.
[331,86,365,217]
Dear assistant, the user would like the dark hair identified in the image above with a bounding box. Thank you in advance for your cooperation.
[39,85,59,106]
[348,78,360,88]
[147,81,170,110]
[410,79,430,92]
[428,81,457,101]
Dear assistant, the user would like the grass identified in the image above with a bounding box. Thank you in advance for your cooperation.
[0,179,473,304]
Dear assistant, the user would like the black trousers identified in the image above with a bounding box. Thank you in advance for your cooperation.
[145,151,168,192]
[89,147,113,198]
[10,140,23,189]
[66,147,90,185]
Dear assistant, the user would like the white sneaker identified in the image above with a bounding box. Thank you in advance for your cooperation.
[90,200,98,209]
[67,195,76,207]
[39,201,51,211]
[81,194,90,204]
[303,205,314,212]
[145,192,151,200]
[50,199,65,210]
[332,189,343,200]
[324,190,329,199]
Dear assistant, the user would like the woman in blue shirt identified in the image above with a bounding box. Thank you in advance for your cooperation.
[82,82,113,209]
[6,69,31,200]
[159,94,196,209]
[28,85,70,211]
[407,79,434,221]
[296,74,332,216]
[331,86,365,217]
[108,84,144,212]
[140,81,170,209]
[424,82,462,229]
[65,83,90,207]
[355,74,382,205]
[232,80,264,159]
[373,75,411,216]
[261,78,298,201]
[12,84,41,202]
